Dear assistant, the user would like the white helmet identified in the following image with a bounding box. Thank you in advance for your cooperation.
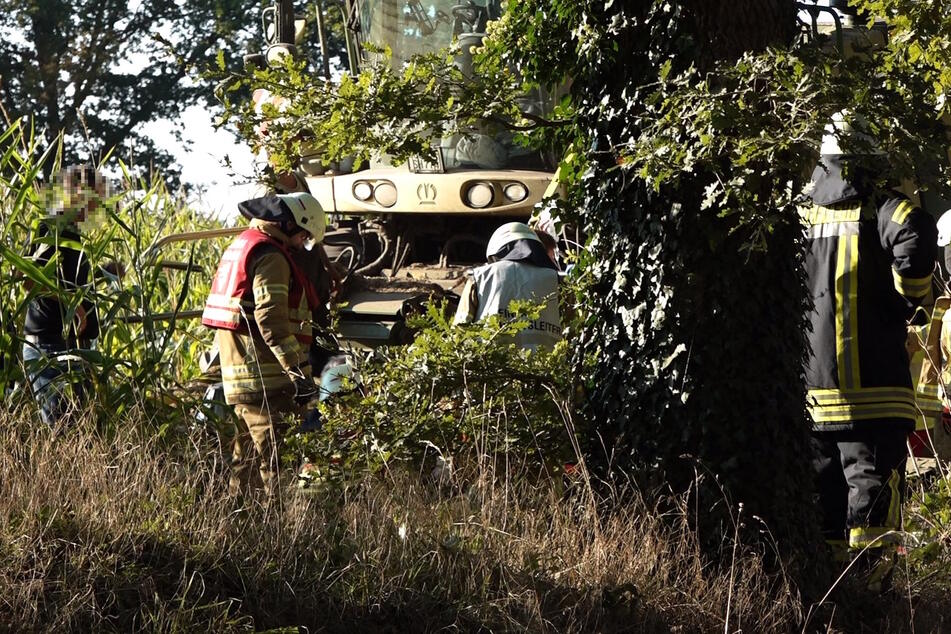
[937,209,951,247]
[486,222,541,259]
[278,192,326,243]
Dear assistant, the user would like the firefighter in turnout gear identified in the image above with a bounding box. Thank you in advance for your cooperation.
[202,192,326,496]
[801,114,938,591]
[908,210,951,460]
[454,222,561,350]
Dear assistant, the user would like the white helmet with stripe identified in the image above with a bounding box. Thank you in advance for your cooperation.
[937,209,951,247]
[278,192,326,244]
[820,111,880,156]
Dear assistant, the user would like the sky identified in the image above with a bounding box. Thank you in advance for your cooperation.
[141,106,259,221]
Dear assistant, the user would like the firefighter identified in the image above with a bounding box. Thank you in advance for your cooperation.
[801,114,938,591]
[453,222,561,350]
[908,211,951,461]
[202,192,324,497]
[22,165,106,425]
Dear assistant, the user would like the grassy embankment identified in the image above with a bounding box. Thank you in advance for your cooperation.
[1,403,951,633]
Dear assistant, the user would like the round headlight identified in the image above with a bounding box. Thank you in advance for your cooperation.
[353,181,373,201]
[465,183,494,209]
[374,182,398,208]
[503,182,528,203]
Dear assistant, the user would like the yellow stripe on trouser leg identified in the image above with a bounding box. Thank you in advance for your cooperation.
[848,470,902,550]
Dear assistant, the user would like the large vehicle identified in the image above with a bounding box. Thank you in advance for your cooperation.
[256,0,560,290]
[146,1,562,347]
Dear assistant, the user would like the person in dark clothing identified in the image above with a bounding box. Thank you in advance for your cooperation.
[22,164,106,425]
[801,115,938,591]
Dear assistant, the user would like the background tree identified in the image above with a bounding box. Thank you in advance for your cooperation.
[0,0,262,185]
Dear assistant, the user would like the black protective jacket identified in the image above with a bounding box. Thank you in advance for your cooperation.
[801,156,937,431]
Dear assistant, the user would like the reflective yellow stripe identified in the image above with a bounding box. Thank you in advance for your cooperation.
[892,270,932,299]
[849,526,900,549]
[891,200,914,225]
[847,235,860,386]
[201,306,243,325]
[806,386,917,423]
[221,363,285,380]
[917,384,940,398]
[804,222,860,239]
[799,204,862,225]
[253,284,289,301]
[205,293,243,309]
[808,386,916,404]
[834,234,860,388]
[807,404,918,423]
[223,377,292,396]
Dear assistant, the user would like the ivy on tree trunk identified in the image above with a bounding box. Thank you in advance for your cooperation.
[574,0,822,571]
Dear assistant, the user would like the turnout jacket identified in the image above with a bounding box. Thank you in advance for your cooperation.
[801,156,938,431]
[202,220,319,405]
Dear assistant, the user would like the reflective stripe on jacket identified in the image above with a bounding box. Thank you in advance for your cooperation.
[910,298,949,431]
[801,156,938,431]
[454,259,561,351]
[202,225,318,345]
[205,221,316,405]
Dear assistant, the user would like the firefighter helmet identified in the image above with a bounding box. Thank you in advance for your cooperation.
[820,111,879,156]
[937,209,951,247]
[278,192,326,244]
[486,222,541,259]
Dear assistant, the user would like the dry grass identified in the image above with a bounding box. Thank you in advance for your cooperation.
[0,408,948,633]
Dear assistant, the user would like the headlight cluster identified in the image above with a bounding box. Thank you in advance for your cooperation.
[352,180,397,208]
[463,181,529,209]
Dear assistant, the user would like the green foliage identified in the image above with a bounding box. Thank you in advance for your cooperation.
[0,0,261,183]
[215,34,571,174]
[289,302,578,483]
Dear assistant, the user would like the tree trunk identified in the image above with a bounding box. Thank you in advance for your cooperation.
[578,0,822,578]
[28,0,71,176]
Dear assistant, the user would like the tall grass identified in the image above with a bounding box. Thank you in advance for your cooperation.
[0,121,230,432]
[0,407,801,632]
[3,406,950,632]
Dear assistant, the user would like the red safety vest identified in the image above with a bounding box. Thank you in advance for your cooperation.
[202,228,319,344]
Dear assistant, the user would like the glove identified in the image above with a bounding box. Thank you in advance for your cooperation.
[289,365,319,406]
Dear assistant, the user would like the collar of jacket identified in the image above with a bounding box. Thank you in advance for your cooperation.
[249,218,293,246]
[808,154,871,206]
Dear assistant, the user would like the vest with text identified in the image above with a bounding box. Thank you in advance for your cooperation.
[471,259,561,351]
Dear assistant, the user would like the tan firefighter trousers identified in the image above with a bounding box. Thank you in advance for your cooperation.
[230,401,298,497]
